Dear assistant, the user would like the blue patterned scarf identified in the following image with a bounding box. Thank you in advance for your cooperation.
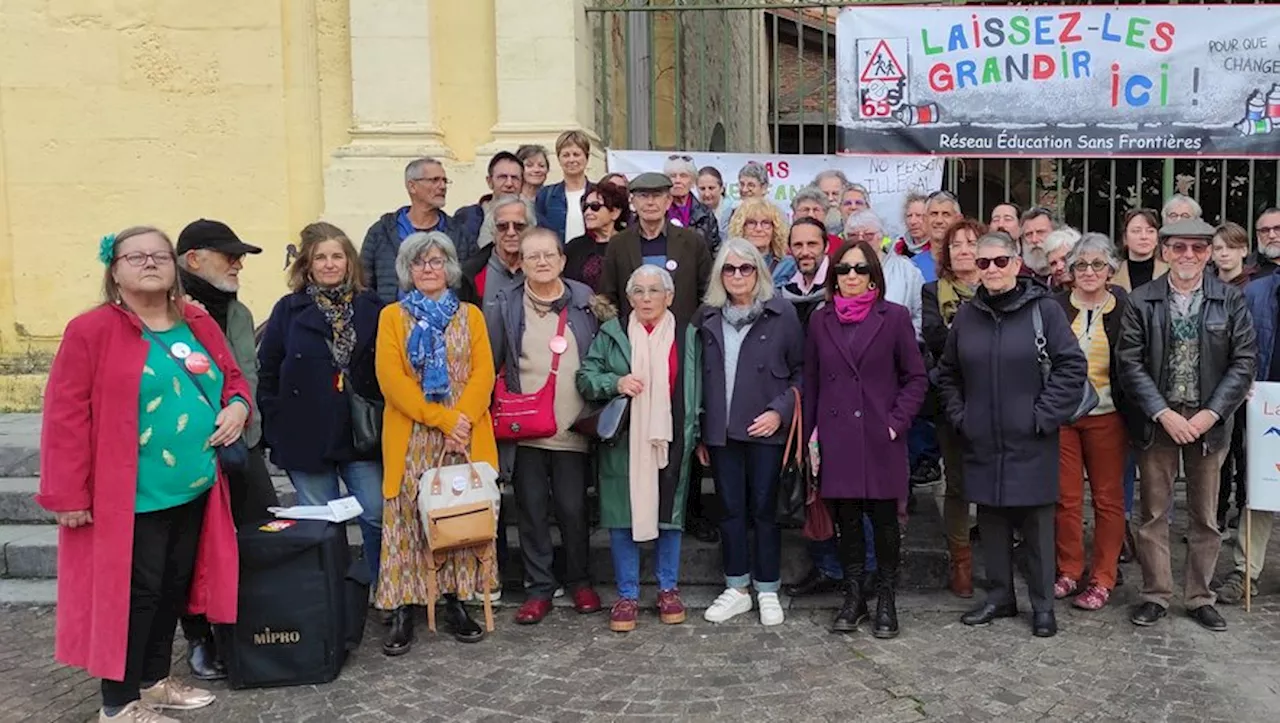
[400,289,460,401]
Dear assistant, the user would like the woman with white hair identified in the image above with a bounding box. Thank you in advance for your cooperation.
[375,231,497,654]
[1051,233,1131,611]
[693,238,804,627]
[576,264,703,634]
[737,161,770,202]
[1042,227,1082,290]
[845,209,923,338]
[664,155,721,251]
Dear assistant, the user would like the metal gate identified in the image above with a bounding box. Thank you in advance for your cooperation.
[586,0,1280,241]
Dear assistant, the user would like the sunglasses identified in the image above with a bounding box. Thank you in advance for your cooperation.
[497,221,528,233]
[583,202,606,212]
[721,263,757,278]
[975,255,1014,270]
[833,262,872,276]
[668,154,693,161]
[1166,241,1209,255]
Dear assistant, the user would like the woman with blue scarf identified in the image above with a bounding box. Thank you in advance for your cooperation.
[374,231,498,655]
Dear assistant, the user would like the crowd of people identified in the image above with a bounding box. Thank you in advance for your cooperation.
[35,127,1280,722]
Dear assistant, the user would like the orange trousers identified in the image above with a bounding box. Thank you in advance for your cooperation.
[1055,411,1128,589]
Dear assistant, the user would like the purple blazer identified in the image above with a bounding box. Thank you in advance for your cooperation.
[802,299,928,501]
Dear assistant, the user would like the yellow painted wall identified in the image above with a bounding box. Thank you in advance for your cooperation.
[0,0,353,355]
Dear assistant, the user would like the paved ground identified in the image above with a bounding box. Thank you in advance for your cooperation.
[4,570,1280,723]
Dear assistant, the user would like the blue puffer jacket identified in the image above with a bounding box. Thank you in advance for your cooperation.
[1245,272,1280,380]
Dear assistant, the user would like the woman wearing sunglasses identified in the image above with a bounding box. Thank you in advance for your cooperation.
[802,239,928,638]
[564,183,629,292]
[936,232,1088,638]
[694,238,804,627]
[1050,233,1131,612]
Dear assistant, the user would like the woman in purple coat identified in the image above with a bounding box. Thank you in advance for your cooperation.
[803,239,928,638]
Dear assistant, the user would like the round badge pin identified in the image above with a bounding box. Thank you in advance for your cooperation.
[549,335,569,354]
[169,342,192,359]
[670,219,684,227]
[184,352,211,375]
[665,259,678,271]
[451,474,468,494]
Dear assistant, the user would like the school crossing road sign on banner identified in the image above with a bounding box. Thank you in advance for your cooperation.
[836,5,1280,158]
[1246,382,1280,513]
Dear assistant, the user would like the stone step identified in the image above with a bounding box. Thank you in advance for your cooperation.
[0,499,952,589]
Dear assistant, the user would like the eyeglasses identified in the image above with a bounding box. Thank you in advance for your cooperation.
[491,173,522,184]
[668,154,693,161]
[927,190,958,202]
[115,251,175,267]
[721,263,757,278]
[627,286,666,299]
[583,202,606,212]
[1166,241,1210,255]
[1258,224,1280,237]
[833,262,871,276]
[1071,260,1110,274]
[522,251,560,263]
[975,255,1014,270]
[846,230,879,242]
[412,176,452,186]
[744,219,773,228]
[497,221,528,233]
[410,257,446,271]
[1165,211,1195,221]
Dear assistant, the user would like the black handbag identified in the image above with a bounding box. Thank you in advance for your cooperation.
[572,395,631,443]
[142,327,250,475]
[327,341,383,454]
[776,388,807,526]
[1032,303,1099,425]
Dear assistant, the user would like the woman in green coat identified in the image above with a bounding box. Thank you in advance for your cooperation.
[577,264,702,634]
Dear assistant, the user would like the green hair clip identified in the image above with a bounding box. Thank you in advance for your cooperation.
[98,234,116,266]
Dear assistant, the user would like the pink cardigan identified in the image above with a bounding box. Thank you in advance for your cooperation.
[36,303,247,681]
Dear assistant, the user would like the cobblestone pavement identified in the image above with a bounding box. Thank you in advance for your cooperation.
[3,575,1280,723]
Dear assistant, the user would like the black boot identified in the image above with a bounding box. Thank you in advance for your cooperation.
[872,580,899,639]
[186,636,226,681]
[831,577,869,633]
[442,594,485,643]
[382,607,414,656]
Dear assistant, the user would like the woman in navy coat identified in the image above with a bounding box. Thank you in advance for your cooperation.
[802,239,927,638]
[258,222,385,581]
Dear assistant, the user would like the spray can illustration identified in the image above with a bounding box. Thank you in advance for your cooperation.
[1268,83,1280,119]
[1236,117,1274,136]
[894,103,940,126]
[1246,90,1266,121]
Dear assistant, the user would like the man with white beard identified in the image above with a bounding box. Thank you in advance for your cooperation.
[1118,217,1257,633]
[1250,207,1280,278]
[1019,207,1060,280]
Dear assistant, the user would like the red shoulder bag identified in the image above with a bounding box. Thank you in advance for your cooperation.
[490,307,568,441]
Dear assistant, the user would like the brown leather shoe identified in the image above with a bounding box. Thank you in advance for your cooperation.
[949,545,974,598]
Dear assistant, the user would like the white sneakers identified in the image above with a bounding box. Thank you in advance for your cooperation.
[704,587,754,622]
[758,592,785,626]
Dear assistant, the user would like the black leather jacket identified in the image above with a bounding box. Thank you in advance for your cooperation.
[1117,273,1257,452]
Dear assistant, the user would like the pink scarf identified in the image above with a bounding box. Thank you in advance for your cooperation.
[834,290,877,324]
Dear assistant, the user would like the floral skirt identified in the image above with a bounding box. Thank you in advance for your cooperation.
[374,422,498,609]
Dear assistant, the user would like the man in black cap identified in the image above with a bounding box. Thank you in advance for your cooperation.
[598,172,712,326]
[175,218,279,681]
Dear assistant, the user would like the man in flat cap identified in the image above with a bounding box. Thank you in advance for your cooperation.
[174,218,279,680]
[598,172,712,326]
[1118,217,1257,632]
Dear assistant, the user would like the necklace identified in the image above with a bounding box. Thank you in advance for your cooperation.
[527,280,564,317]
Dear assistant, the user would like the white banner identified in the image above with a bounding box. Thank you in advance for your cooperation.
[836,5,1280,157]
[605,150,944,240]
[1246,382,1280,513]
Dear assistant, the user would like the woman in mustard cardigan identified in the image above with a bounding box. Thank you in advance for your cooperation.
[374,231,498,655]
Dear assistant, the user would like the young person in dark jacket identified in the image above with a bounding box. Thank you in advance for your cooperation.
[937,231,1088,639]
[695,238,804,627]
[259,223,386,583]
[360,157,458,303]
[1051,234,1132,612]
[1118,218,1257,632]
[778,218,830,330]
[1211,221,1255,532]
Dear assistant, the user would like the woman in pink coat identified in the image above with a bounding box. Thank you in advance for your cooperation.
[37,226,249,723]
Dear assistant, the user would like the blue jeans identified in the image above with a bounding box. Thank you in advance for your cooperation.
[806,521,877,580]
[709,441,783,592]
[288,460,384,583]
[609,528,682,600]
[907,416,940,468]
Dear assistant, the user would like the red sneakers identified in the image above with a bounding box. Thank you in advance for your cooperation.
[609,599,638,632]
[571,587,602,614]
[657,589,686,624]
[514,598,553,625]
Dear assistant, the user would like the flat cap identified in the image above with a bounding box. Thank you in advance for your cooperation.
[628,172,673,192]
[1159,217,1216,240]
